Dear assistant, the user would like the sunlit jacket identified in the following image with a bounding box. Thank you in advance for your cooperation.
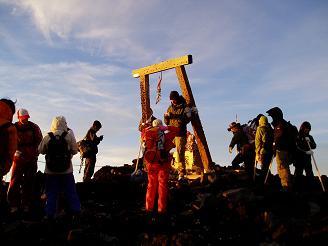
[255,118,274,156]
[38,116,78,174]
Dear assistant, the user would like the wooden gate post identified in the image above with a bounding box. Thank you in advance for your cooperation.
[175,65,213,171]
[132,55,213,172]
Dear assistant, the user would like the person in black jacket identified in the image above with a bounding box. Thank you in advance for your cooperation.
[294,121,316,177]
[83,120,103,182]
[228,122,254,176]
[266,107,293,191]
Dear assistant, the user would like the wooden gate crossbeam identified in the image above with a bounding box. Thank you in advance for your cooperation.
[132,55,192,78]
[132,54,213,172]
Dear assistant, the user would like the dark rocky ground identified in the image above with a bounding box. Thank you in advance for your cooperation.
[1,164,328,245]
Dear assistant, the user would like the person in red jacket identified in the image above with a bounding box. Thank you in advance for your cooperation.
[143,119,179,214]
[7,108,42,214]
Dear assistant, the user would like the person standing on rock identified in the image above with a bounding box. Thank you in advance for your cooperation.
[164,91,192,180]
[0,99,17,198]
[7,108,42,214]
[255,115,274,183]
[143,119,179,215]
[83,120,103,182]
[38,116,80,219]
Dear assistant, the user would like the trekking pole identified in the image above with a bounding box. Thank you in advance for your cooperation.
[133,140,143,174]
[253,160,257,181]
[79,157,84,174]
[264,157,274,185]
[306,139,326,192]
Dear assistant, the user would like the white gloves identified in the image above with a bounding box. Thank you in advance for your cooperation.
[14,150,22,158]
[306,150,313,155]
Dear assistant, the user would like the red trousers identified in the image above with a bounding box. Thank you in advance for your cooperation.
[145,162,170,213]
[7,158,37,209]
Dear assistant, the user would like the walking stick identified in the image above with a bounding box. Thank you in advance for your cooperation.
[79,157,84,174]
[133,140,143,174]
[306,139,326,192]
[264,157,274,185]
[253,160,257,181]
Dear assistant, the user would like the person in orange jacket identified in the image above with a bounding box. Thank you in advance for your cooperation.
[143,119,179,214]
[0,99,17,184]
[7,108,43,214]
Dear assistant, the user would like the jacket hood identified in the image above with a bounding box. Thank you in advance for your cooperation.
[0,101,14,124]
[50,116,68,133]
[259,116,268,127]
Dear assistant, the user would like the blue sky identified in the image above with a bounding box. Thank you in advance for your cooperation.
[1,0,328,181]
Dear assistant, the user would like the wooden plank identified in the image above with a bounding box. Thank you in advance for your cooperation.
[139,75,150,123]
[176,65,213,172]
[132,55,192,78]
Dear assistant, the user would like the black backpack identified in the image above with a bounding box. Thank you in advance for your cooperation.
[286,121,299,162]
[45,132,71,172]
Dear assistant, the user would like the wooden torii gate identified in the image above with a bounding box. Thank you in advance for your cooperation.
[132,54,213,172]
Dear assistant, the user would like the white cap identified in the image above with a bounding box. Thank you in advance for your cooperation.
[17,108,30,119]
[152,119,163,127]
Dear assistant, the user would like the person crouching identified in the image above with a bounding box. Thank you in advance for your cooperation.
[143,119,179,215]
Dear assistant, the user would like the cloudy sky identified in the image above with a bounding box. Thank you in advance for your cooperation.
[1,0,327,181]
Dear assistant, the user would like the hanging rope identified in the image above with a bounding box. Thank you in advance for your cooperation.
[155,72,162,104]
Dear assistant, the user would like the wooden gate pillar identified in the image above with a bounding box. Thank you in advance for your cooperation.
[132,55,213,171]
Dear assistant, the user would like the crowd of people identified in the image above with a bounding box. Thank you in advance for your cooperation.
[0,94,322,222]
[0,98,103,220]
[227,106,318,192]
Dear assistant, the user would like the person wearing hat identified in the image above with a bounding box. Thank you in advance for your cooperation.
[0,99,17,190]
[294,121,316,190]
[164,91,192,180]
[82,120,104,182]
[227,122,253,173]
[255,116,274,182]
[7,108,43,214]
[266,106,293,191]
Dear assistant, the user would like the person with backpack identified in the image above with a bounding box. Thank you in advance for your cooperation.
[38,116,80,220]
[266,107,295,191]
[294,121,316,189]
[83,120,103,182]
[255,116,274,183]
[7,108,43,214]
[228,122,255,177]
[135,108,157,172]
[164,91,192,180]
[143,119,179,215]
[0,99,17,190]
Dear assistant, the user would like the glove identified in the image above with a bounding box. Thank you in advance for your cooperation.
[159,126,168,131]
[191,106,198,114]
[305,150,313,155]
[185,107,192,118]
[164,112,170,118]
[99,135,104,141]
[14,150,22,161]
[229,147,233,154]
[304,137,310,142]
